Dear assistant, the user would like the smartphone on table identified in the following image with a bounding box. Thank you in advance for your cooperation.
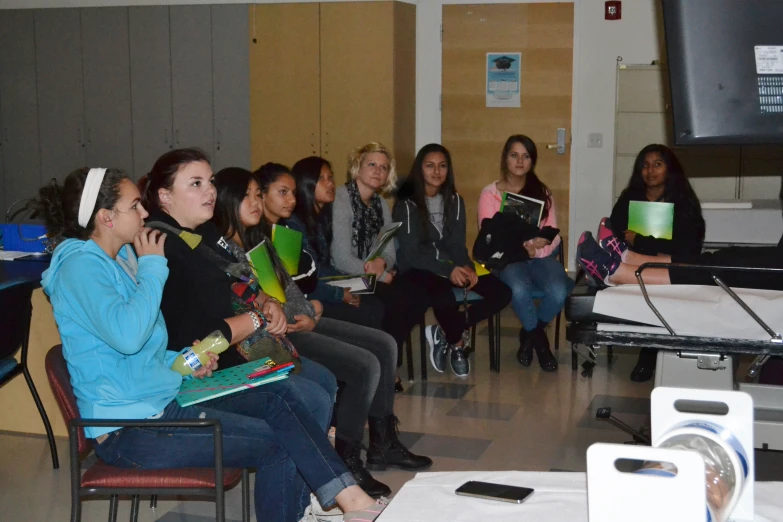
[455,481,535,504]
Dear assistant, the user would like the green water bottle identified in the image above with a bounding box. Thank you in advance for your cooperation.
[170,331,230,376]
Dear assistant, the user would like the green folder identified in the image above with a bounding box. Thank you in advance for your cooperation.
[271,224,302,276]
[627,201,674,240]
[245,240,287,302]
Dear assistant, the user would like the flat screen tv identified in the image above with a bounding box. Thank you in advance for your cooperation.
[662,0,783,145]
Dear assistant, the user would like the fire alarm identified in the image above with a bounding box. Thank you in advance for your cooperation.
[605,1,621,20]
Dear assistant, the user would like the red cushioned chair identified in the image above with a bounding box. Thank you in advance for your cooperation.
[45,345,250,522]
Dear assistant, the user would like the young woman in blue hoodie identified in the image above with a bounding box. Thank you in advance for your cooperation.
[39,167,387,522]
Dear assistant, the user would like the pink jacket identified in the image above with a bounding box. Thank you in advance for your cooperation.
[477,181,561,259]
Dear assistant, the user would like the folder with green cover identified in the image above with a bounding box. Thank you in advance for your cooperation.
[271,224,302,276]
[627,201,674,240]
[245,240,287,302]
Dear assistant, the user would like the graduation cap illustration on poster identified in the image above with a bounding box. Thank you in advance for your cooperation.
[492,55,516,70]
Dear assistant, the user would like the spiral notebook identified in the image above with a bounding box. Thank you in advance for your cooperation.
[175,358,293,407]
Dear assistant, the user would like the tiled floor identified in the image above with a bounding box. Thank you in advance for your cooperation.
[3,308,782,520]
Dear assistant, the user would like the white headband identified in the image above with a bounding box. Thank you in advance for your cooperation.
[78,168,108,228]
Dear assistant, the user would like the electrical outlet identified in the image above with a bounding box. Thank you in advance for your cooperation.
[588,133,603,148]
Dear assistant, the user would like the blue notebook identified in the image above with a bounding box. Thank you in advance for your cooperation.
[175,358,293,407]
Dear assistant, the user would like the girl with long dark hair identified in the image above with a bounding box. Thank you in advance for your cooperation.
[608,143,705,257]
[394,144,511,377]
[477,135,572,372]
[213,166,432,498]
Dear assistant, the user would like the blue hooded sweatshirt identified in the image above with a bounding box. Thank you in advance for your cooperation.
[41,238,182,438]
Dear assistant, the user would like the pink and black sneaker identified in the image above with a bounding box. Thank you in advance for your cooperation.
[577,231,620,287]
[597,217,627,261]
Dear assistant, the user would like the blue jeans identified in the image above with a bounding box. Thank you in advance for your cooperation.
[94,373,353,522]
[495,252,573,331]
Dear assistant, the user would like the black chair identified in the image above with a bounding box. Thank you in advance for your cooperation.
[0,280,59,469]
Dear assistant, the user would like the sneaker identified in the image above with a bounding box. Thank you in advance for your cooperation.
[342,498,389,522]
[597,217,627,260]
[425,325,449,373]
[450,347,470,377]
[307,493,343,521]
[577,231,620,287]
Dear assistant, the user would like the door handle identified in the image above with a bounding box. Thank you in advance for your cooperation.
[546,128,567,155]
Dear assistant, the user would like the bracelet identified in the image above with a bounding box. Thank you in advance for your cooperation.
[247,310,261,331]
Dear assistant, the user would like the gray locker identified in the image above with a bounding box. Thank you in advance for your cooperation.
[81,7,134,175]
[211,4,251,171]
[129,6,173,178]
[35,9,86,182]
[0,10,41,208]
[170,6,214,156]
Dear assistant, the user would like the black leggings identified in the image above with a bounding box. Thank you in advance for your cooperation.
[401,269,512,345]
[669,246,783,290]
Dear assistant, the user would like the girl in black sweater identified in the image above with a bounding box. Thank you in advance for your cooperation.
[609,144,705,258]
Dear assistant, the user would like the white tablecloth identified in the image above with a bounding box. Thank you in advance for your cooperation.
[377,471,783,522]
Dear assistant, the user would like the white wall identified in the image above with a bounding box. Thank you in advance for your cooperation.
[1,0,663,270]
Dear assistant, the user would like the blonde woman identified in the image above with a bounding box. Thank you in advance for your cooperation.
[330,142,430,377]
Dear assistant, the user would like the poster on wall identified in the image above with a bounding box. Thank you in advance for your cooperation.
[486,52,521,108]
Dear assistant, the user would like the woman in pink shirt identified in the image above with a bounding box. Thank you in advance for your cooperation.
[477,135,572,372]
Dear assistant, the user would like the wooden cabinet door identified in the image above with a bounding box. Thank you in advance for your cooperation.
[248,3,320,170]
[319,1,395,178]
[81,7,134,175]
[129,6,173,178]
[35,9,86,183]
[442,3,574,249]
[170,6,214,154]
[0,10,41,208]
[211,4,251,172]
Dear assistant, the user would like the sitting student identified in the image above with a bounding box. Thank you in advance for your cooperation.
[213,166,432,498]
[288,157,406,392]
[330,143,431,361]
[604,144,706,381]
[287,156,384,331]
[38,167,387,522]
[138,149,337,434]
[393,144,512,377]
[478,135,572,372]
[608,144,705,257]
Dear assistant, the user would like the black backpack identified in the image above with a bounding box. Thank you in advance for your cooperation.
[472,213,559,270]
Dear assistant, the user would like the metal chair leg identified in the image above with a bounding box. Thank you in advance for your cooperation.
[487,315,498,373]
[23,365,59,469]
[405,332,414,381]
[554,311,562,352]
[129,495,140,522]
[242,468,251,522]
[419,317,428,381]
[571,343,579,371]
[495,313,501,372]
[150,495,157,509]
[107,495,118,522]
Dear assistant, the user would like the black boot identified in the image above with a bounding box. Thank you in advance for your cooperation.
[334,437,391,498]
[516,328,533,366]
[531,321,558,372]
[366,415,433,472]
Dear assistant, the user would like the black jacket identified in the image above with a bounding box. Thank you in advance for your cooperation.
[147,210,237,354]
[609,191,704,257]
[393,194,472,277]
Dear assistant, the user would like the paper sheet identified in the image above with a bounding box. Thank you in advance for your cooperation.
[593,285,783,341]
